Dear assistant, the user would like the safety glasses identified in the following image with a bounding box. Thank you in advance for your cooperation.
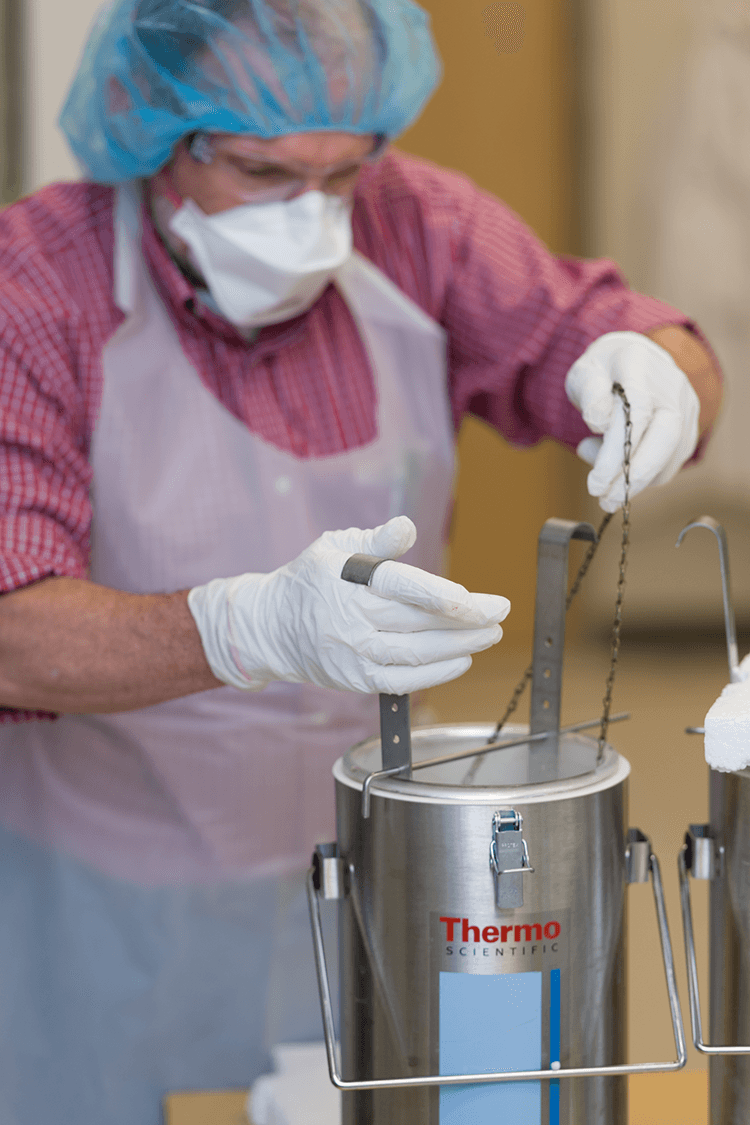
[186,132,387,205]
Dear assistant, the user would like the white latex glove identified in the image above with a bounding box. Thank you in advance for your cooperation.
[187,516,510,695]
[564,331,700,512]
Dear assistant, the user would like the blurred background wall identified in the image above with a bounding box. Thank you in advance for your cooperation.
[399,0,589,646]
[24,0,102,189]
[0,0,24,203]
[578,0,750,635]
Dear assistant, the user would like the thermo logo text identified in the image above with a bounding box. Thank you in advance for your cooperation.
[439,917,561,943]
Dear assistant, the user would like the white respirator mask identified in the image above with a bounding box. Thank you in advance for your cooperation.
[168,190,353,329]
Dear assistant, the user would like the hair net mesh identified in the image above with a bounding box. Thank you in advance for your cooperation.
[59,0,442,183]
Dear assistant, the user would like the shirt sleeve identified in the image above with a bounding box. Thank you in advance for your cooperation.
[0,292,92,594]
[438,175,705,449]
[0,248,95,723]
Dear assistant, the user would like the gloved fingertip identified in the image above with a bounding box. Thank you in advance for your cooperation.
[376,654,474,694]
[421,655,474,689]
[576,437,602,467]
[624,476,649,499]
[585,467,607,498]
[474,623,504,649]
[369,515,417,559]
[470,593,511,626]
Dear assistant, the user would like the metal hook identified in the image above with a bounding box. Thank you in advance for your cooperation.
[676,516,741,683]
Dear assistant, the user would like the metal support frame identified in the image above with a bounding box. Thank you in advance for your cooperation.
[678,831,750,1055]
[307,843,686,1091]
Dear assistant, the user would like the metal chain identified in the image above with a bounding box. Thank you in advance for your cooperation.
[597,383,632,759]
[481,383,633,758]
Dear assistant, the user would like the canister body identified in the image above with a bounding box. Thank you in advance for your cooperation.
[334,725,630,1125]
[709,768,750,1123]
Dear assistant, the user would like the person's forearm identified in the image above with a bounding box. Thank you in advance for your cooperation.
[645,325,723,437]
[0,577,223,713]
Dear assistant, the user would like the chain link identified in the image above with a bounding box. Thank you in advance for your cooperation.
[597,382,632,759]
[481,383,632,762]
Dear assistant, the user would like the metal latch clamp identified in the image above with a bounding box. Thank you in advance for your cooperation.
[489,809,534,908]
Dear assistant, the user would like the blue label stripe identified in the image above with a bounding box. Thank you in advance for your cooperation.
[550,1080,560,1125]
[549,968,561,1125]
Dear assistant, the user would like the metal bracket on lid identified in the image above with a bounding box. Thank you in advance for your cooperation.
[312,842,346,901]
[625,828,651,884]
[378,693,411,773]
[683,824,721,882]
[489,809,534,908]
[529,520,597,771]
[341,553,412,815]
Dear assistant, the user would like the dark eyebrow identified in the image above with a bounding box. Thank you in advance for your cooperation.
[226,155,295,176]
[225,154,366,179]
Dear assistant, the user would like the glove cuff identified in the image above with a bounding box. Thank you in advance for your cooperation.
[187,575,270,691]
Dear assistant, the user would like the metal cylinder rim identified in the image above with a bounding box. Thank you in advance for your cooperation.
[334,722,630,806]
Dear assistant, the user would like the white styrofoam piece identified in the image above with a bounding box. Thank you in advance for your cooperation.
[249,1042,341,1125]
[705,653,750,772]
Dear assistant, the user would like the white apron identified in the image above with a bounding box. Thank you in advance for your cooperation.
[0,184,456,886]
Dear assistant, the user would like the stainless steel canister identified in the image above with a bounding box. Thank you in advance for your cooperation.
[680,771,750,1124]
[314,726,683,1125]
[675,517,750,1122]
[708,770,750,1122]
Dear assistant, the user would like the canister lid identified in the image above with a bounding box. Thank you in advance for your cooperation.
[334,723,629,805]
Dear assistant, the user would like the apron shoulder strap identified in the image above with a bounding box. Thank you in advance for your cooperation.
[336,251,446,339]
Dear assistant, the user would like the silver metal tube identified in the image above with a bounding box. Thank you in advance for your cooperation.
[676,517,741,682]
[652,853,688,1068]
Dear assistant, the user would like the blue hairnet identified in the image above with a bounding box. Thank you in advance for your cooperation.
[59,0,442,183]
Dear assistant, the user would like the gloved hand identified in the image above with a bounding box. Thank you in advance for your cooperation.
[187,516,510,695]
[564,331,700,512]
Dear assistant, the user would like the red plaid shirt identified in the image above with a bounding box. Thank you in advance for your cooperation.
[0,149,693,600]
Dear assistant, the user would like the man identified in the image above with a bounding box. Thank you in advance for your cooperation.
[0,1,720,1122]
